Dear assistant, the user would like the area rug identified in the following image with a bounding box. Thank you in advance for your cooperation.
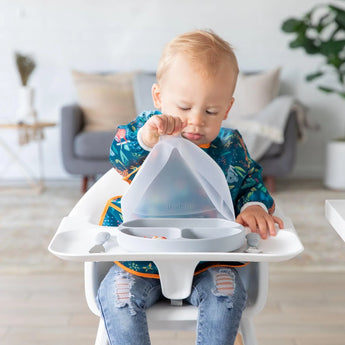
[0,178,344,274]
[271,179,345,272]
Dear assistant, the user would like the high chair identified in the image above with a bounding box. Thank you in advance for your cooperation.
[67,168,268,345]
[50,168,303,345]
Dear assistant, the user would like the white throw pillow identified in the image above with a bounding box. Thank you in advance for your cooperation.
[228,67,281,119]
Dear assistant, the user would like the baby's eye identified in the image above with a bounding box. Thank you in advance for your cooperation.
[179,106,191,111]
[206,110,218,115]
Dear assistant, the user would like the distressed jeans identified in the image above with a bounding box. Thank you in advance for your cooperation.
[97,264,247,345]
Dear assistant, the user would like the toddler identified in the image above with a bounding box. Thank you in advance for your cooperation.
[97,29,283,345]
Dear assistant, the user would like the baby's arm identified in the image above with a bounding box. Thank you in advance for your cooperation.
[110,111,160,179]
[140,115,187,148]
[236,205,284,239]
[227,131,283,238]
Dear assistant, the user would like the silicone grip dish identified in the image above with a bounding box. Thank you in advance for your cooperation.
[117,218,245,252]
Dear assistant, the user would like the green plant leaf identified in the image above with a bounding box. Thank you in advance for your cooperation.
[289,34,306,48]
[335,15,345,30]
[304,39,321,54]
[320,40,345,56]
[282,3,345,96]
[316,22,326,33]
[329,4,345,16]
[328,4,345,29]
[326,55,343,69]
[306,71,324,81]
[330,5,345,20]
[318,86,345,99]
[281,18,304,32]
[318,86,336,93]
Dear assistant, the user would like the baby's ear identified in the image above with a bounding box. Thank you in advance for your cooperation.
[151,83,162,109]
[223,97,235,120]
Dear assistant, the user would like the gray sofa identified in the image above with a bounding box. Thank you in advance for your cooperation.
[61,72,297,193]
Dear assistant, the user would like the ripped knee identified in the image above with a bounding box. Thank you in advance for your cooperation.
[114,273,136,315]
[211,268,236,297]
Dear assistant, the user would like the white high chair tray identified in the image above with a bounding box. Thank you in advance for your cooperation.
[49,213,303,299]
[49,215,303,262]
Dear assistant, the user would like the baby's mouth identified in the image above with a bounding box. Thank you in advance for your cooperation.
[182,132,202,141]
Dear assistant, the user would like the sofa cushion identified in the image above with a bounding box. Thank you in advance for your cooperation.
[229,67,281,118]
[74,131,114,159]
[72,70,136,131]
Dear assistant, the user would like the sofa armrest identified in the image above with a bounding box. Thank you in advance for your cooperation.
[60,104,84,170]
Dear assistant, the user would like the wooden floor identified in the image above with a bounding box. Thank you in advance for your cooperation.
[1,269,344,345]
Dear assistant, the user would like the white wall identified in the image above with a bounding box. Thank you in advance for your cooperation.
[0,0,344,179]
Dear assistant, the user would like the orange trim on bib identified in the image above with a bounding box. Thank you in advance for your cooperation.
[198,143,210,149]
[99,195,122,225]
[122,167,140,184]
[114,261,249,279]
[194,262,249,276]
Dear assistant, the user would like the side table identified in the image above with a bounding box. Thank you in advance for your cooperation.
[0,121,56,192]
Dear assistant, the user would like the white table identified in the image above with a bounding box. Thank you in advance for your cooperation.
[325,200,345,242]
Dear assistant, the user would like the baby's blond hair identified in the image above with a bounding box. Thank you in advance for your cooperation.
[156,29,239,90]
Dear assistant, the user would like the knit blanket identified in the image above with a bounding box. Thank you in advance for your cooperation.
[223,95,310,160]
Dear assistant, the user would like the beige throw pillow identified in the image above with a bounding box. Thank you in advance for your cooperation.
[229,67,281,118]
[72,70,136,131]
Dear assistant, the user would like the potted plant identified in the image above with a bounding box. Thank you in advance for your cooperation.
[281,2,345,189]
[15,52,37,123]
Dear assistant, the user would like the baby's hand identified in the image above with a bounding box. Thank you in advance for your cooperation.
[140,115,187,148]
[236,205,284,239]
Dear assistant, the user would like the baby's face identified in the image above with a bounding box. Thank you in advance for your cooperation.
[152,54,236,146]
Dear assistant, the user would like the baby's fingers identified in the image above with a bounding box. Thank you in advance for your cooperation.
[171,117,187,135]
[259,215,284,238]
[257,216,271,239]
[164,116,177,135]
[265,217,277,238]
[156,116,170,135]
[236,214,258,234]
[147,115,166,133]
[150,115,185,136]
[236,214,279,239]
[273,216,284,229]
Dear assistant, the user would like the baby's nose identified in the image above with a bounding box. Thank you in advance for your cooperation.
[188,111,205,126]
